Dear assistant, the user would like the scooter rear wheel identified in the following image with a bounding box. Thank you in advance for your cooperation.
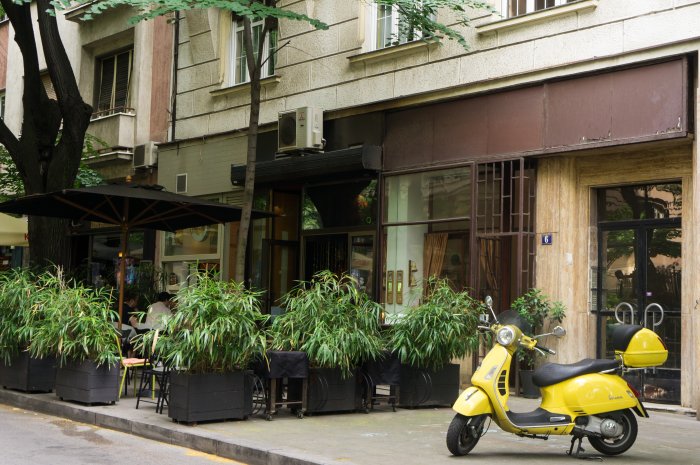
[446,414,486,456]
[587,409,638,456]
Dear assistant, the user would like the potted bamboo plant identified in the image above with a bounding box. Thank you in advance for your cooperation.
[387,277,481,407]
[138,272,268,423]
[511,288,566,398]
[29,269,121,404]
[0,269,56,392]
[270,271,384,414]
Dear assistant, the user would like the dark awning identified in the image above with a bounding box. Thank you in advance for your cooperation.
[231,145,382,186]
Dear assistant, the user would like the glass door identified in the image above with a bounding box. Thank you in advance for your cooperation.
[598,225,681,403]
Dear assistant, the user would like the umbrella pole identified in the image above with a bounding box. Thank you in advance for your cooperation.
[117,225,128,331]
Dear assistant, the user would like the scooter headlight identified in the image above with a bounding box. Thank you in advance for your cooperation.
[496,326,516,346]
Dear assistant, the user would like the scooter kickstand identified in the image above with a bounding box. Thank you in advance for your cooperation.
[566,436,603,461]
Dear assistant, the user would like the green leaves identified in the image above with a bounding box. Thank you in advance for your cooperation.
[64,0,329,30]
[270,270,383,377]
[386,277,481,370]
[375,0,496,50]
[510,288,566,367]
[136,272,269,374]
[17,267,120,367]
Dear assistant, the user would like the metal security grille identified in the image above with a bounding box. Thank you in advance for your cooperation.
[473,158,536,309]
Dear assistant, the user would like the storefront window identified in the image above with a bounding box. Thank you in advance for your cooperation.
[384,168,471,223]
[383,166,472,320]
[162,224,222,293]
[303,179,377,230]
[163,226,219,257]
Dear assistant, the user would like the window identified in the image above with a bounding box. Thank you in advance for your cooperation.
[95,49,132,113]
[0,93,5,120]
[372,3,432,50]
[503,0,578,17]
[382,167,472,320]
[231,16,277,85]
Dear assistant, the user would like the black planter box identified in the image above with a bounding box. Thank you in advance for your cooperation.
[0,352,55,393]
[55,359,119,405]
[168,371,253,423]
[288,367,360,414]
[398,363,460,407]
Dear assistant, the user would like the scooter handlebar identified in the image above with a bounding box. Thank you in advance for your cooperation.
[536,345,556,355]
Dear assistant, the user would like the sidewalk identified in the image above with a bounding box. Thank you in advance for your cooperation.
[0,387,697,465]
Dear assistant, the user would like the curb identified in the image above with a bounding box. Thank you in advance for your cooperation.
[0,389,340,465]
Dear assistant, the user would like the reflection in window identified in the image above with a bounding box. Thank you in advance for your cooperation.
[303,180,377,230]
[163,226,219,257]
[599,183,682,221]
[384,167,471,223]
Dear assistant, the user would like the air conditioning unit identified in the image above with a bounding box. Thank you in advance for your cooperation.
[132,141,158,168]
[277,107,324,154]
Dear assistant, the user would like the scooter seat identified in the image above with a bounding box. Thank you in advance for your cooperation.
[532,358,620,387]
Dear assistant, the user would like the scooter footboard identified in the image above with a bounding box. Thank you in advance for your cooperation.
[452,387,494,417]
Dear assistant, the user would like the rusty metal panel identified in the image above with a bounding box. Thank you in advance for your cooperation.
[545,59,687,149]
[384,108,435,170]
[433,96,489,163]
[545,73,613,148]
[385,58,688,172]
[487,86,544,155]
[610,60,686,140]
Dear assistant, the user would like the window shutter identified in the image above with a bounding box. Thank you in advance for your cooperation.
[113,51,131,109]
[97,56,115,111]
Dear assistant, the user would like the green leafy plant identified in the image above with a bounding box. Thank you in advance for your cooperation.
[511,288,566,368]
[270,270,383,377]
[0,269,41,364]
[387,277,481,371]
[137,272,268,374]
[28,268,120,366]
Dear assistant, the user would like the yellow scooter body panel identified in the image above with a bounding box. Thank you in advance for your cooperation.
[540,373,640,417]
[452,386,494,417]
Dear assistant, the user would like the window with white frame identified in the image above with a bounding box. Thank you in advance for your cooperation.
[503,0,578,18]
[95,49,132,113]
[371,3,433,51]
[231,16,277,85]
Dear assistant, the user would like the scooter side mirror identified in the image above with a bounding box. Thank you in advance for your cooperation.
[485,295,493,307]
[552,326,566,338]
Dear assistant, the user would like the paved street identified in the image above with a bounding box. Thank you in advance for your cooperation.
[1,390,699,465]
[0,403,246,465]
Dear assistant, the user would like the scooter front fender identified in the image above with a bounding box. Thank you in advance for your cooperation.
[452,386,494,417]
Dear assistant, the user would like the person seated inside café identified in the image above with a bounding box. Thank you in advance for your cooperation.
[121,291,140,328]
[143,292,173,330]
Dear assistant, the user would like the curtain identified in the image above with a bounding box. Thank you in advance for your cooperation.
[423,232,448,280]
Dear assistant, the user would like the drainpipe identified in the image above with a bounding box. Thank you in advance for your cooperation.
[170,11,180,141]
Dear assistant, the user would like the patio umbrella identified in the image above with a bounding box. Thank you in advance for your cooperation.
[0,184,272,328]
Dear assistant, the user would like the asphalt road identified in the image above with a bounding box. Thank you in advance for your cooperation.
[0,403,246,465]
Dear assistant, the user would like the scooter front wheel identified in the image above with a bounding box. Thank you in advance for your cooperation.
[446,413,487,456]
[587,409,638,456]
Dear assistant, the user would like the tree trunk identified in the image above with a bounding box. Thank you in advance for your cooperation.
[28,217,71,269]
[233,17,265,283]
[0,0,92,269]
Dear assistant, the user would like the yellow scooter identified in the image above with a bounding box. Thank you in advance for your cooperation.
[447,296,668,457]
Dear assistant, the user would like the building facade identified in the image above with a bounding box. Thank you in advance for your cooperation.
[159,0,700,410]
[0,4,173,287]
